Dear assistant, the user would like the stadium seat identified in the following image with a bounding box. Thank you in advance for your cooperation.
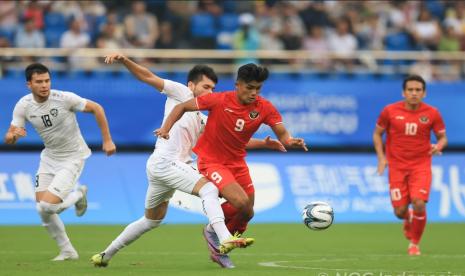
[44,29,65,48]
[219,14,239,33]
[190,13,217,38]
[44,12,67,30]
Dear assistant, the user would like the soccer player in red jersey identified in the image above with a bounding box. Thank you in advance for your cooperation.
[373,75,447,256]
[156,63,307,240]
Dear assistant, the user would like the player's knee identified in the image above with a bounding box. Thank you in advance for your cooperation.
[393,206,408,219]
[38,201,62,214]
[235,200,253,220]
[198,182,219,199]
[411,199,426,212]
[142,216,161,230]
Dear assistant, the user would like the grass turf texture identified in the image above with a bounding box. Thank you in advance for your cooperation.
[0,223,463,275]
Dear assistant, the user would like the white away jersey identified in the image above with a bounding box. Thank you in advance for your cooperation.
[11,89,91,160]
[154,80,206,163]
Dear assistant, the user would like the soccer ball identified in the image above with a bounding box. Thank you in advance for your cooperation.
[302,201,334,230]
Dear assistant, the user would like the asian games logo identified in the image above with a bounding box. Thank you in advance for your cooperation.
[419,116,429,124]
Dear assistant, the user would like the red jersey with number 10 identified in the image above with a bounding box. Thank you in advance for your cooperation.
[193,91,282,163]
[376,101,445,169]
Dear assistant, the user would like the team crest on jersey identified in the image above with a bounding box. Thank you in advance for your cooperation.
[419,116,429,124]
[249,110,259,119]
[50,108,58,117]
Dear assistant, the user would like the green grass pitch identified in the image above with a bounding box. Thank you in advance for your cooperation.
[0,223,463,275]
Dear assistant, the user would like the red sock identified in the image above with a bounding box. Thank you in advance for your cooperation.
[221,202,249,234]
[410,210,426,244]
[221,202,237,225]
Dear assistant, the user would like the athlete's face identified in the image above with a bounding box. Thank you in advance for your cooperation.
[189,75,215,97]
[235,80,262,105]
[402,80,425,106]
[28,72,51,102]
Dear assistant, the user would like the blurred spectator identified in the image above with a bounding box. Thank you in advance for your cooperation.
[328,17,358,71]
[60,17,93,70]
[22,0,45,30]
[0,1,18,41]
[198,0,222,16]
[438,23,460,52]
[298,1,331,31]
[96,21,123,50]
[356,13,387,50]
[155,21,176,49]
[60,18,90,49]
[124,1,159,48]
[410,7,441,50]
[15,16,45,49]
[303,25,330,71]
[233,13,260,65]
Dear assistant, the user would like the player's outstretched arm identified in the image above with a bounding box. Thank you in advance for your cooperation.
[4,125,27,145]
[246,136,286,152]
[155,98,199,139]
[430,132,447,155]
[373,125,387,175]
[104,52,164,91]
[83,100,116,156]
[271,124,308,151]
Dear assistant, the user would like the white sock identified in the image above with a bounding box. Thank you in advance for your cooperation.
[198,183,232,243]
[60,190,83,210]
[36,203,75,253]
[103,216,161,260]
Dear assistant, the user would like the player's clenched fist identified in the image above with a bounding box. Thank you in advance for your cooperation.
[103,140,116,156]
[154,128,169,139]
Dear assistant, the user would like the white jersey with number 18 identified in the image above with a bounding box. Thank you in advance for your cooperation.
[11,89,91,161]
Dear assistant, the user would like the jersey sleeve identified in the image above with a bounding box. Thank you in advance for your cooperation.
[432,108,446,134]
[376,107,390,129]
[161,79,192,102]
[196,92,222,111]
[11,99,27,128]
[63,92,87,112]
[264,103,283,126]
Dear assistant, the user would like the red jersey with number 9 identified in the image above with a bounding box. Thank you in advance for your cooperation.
[376,101,445,169]
[193,91,282,163]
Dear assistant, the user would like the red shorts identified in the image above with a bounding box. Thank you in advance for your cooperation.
[388,166,432,207]
[197,158,254,195]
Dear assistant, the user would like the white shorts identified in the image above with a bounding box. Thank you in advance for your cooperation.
[36,157,85,200]
[145,155,203,209]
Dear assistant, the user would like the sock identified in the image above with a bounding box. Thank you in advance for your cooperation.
[199,183,231,243]
[36,203,75,253]
[61,190,83,210]
[221,201,250,234]
[410,210,426,245]
[103,216,161,260]
[221,201,238,225]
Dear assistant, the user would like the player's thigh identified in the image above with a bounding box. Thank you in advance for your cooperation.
[148,158,203,194]
[144,179,175,210]
[408,167,432,202]
[388,167,410,207]
[48,159,85,200]
[198,162,237,191]
[230,163,254,196]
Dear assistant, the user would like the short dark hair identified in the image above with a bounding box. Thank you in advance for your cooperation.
[402,75,426,90]
[187,65,218,84]
[25,63,50,81]
[237,63,269,83]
